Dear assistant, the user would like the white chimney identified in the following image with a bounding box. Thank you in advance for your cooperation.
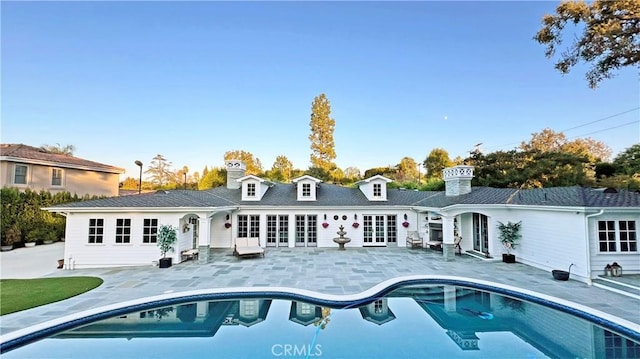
[225,160,246,189]
[443,165,474,196]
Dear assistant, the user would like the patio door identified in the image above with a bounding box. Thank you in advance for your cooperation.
[295,214,317,247]
[473,213,489,253]
[266,215,289,247]
[363,215,394,246]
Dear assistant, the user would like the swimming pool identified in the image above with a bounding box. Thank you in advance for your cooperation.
[1,276,639,358]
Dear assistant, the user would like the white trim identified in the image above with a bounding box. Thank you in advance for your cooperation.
[1,156,124,174]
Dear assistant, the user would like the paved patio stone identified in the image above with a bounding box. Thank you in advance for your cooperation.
[1,247,639,336]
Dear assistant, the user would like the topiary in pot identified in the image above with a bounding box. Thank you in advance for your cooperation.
[497,221,522,263]
[157,224,177,268]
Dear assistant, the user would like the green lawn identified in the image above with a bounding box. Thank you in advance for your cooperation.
[0,277,103,315]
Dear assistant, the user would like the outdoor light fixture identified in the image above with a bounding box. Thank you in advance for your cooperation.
[134,160,143,194]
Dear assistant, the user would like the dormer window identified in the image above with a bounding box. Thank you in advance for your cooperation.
[247,183,256,197]
[291,175,322,201]
[302,183,311,197]
[373,183,382,197]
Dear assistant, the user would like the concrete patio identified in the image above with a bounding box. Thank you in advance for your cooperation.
[1,246,639,335]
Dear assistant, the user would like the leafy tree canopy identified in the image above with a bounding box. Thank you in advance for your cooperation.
[395,157,419,183]
[424,148,453,179]
[224,150,263,175]
[535,0,640,88]
[613,143,640,176]
[40,143,75,156]
[520,128,611,162]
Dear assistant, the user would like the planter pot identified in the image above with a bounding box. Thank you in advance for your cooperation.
[24,242,36,248]
[43,240,53,245]
[159,257,172,268]
[552,270,570,281]
[1,245,13,252]
[502,254,516,263]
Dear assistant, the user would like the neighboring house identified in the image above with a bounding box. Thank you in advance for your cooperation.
[44,161,639,284]
[0,144,124,197]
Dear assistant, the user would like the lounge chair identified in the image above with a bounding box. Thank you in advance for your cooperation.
[426,235,443,250]
[234,237,265,258]
[406,231,423,249]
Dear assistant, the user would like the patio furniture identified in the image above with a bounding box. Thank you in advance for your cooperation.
[181,249,199,261]
[234,237,265,258]
[426,235,443,250]
[406,231,423,249]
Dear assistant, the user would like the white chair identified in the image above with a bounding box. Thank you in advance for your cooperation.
[406,231,423,249]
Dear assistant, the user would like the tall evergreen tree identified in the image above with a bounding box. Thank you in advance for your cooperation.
[145,154,172,187]
[309,93,336,172]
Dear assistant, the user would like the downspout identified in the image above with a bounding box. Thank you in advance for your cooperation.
[585,209,604,285]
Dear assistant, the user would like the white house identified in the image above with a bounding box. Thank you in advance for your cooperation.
[45,161,639,284]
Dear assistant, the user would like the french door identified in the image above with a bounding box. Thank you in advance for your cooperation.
[295,215,317,247]
[363,215,397,246]
[473,213,489,253]
[266,215,289,247]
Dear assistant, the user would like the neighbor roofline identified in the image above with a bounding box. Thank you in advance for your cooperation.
[1,156,125,174]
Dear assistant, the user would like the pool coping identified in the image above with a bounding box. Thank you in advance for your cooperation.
[2,275,639,353]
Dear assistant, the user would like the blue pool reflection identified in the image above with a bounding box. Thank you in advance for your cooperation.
[2,282,639,358]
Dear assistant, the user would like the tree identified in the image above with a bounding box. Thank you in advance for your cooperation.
[423,148,453,179]
[270,155,294,182]
[613,143,640,176]
[343,166,362,183]
[145,154,172,187]
[520,128,611,162]
[198,167,226,190]
[534,0,640,88]
[395,157,419,182]
[224,150,263,175]
[40,143,75,156]
[309,93,336,172]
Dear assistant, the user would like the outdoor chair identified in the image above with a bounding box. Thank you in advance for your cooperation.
[406,231,423,249]
[233,237,265,258]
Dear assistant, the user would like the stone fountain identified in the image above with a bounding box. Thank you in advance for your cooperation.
[333,225,351,250]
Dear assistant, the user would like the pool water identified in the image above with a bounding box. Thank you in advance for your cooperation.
[2,280,639,358]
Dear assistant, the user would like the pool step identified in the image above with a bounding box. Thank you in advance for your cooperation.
[592,278,640,300]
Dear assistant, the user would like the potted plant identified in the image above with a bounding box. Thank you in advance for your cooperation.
[352,222,359,228]
[1,225,21,251]
[26,227,57,247]
[497,221,522,263]
[157,224,177,268]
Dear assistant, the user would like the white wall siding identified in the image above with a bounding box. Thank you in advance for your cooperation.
[588,212,640,276]
[479,208,589,281]
[63,212,183,269]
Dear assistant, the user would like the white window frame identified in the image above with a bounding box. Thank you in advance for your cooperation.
[88,218,104,244]
[14,164,28,185]
[598,220,637,253]
[373,183,382,197]
[115,218,132,244]
[143,218,158,244]
[247,183,256,197]
[302,183,311,197]
[51,168,64,187]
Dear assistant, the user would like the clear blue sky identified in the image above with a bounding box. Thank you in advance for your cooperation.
[2,1,638,180]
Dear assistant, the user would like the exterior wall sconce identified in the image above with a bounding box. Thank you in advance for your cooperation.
[226,214,230,220]
[404,213,408,220]
[354,214,357,220]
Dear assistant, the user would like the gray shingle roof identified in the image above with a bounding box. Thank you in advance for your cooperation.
[47,183,640,210]
[1,144,124,173]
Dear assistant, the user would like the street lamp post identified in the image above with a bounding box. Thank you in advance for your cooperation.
[134,160,143,194]
[182,166,188,190]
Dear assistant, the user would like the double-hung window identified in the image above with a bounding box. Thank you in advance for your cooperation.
[373,183,382,197]
[14,165,27,185]
[116,218,131,244]
[247,183,256,197]
[51,168,64,186]
[88,218,104,244]
[143,219,158,243]
[302,183,311,197]
[598,220,637,252]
